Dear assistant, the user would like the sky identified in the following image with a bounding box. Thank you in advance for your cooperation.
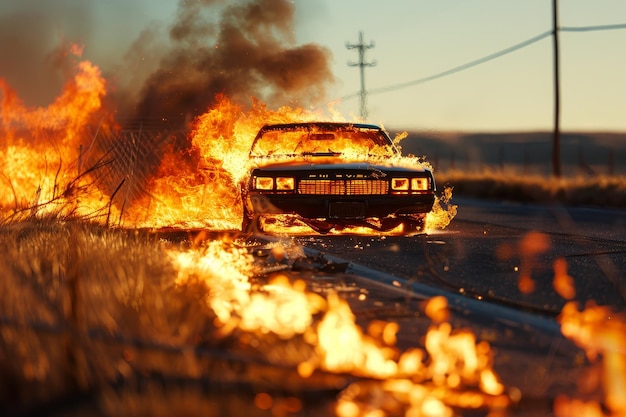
[294,0,626,133]
[0,0,625,133]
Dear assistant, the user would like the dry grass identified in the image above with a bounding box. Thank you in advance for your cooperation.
[0,219,224,415]
[437,169,626,208]
[0,219,342,416]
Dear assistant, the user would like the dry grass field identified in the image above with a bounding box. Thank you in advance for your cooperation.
[0,219,347,416]
[0,220,183,411]
[436,169,626,208]
[398,130,626,208]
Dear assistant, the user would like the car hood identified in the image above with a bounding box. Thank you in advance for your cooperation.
[251,158,431,173]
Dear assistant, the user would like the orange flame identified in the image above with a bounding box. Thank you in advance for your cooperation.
[517,231,551,294]
[426,186,457,231]
[121,95,339,229]
[558,302,626,416]
[553,257,576,300]
[1,46,114,220]
[1,55,456,234]
[170,240,509,416]
[305,292,400,378]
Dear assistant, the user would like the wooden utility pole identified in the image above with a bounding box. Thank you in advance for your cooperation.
[346,32,376,119]
[552,0,562,177]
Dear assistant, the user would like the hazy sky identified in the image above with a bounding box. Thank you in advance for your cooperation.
[1,0,625,132]
[296,0,626,132]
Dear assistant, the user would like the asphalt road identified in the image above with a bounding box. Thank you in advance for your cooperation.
[280,198,626,415]
[296,197,626,315]
[153,199,626,416]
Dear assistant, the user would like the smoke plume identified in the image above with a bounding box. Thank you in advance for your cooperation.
[119,0,335,129]
[0,0,335,129]
[0,1,93,106]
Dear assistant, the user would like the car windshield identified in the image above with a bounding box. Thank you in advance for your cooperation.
[249,124,397,158]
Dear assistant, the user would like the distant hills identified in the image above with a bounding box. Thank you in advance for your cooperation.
[396,131,626,176]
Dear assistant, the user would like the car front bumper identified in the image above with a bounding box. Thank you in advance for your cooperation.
[245,192,435,220]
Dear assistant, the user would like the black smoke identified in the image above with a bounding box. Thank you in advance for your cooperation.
[0,0,335,129]
[0,1,92,106]
[122,0,334,129]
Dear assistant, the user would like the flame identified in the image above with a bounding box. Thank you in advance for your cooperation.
[191,96,339,184]
[426,185,457,232]
[1,46,115,220]
[169,240,509,416]
[335,319,509,416]
[554,396,605,417]
[306,292,400,378]
[1,60,341,229]
[169,240,255,327]
[425,322,504,395]
[424,295,450,323]
[169,241,328,339]
[557,301,626,416]
[516,231,551,294]
[1,57,456,234]
[121,95,339,229]
[553,257,576,300]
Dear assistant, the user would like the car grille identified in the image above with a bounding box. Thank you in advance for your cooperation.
[298,179,389,195]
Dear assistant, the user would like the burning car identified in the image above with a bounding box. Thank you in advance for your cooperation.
[241,122,436,235]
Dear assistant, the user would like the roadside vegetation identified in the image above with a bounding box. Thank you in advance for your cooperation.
[437,169,626,208]
[1,215,337,416]
[0,218,244,415]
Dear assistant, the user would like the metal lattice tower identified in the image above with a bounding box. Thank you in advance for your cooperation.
[346,31,376,119]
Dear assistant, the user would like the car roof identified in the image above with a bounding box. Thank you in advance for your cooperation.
[256,122,384,133]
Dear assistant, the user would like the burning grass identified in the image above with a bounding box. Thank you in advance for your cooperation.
[0,218,514,416]
[0,218,306,413]
[3,211,622,416]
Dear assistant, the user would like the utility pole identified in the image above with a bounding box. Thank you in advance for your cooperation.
[552,0,562,177]
[346,31,376,119]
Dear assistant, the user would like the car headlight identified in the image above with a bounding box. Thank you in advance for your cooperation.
[275,177,295,191]
[411,177,430,191]
[391,178,409,191]
[254,176,274,190]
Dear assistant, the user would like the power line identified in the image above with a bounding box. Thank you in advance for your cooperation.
[341,22,626,101]
[561,23,626,32]
[341,30,552,100]
[346,31,376,119]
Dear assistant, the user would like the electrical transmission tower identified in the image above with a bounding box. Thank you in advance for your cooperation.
[346,31,376,119]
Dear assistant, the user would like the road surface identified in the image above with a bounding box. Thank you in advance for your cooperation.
[296,197,626,315]
[270,197,626,415]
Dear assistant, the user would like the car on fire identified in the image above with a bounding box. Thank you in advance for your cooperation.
[241,122,436,235]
